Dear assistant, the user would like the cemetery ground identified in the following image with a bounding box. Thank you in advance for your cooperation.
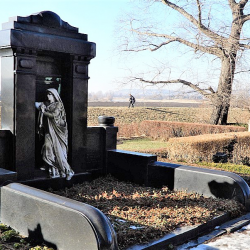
[1,104,250,249]
[86,105,250,248]
[0,175,244,250]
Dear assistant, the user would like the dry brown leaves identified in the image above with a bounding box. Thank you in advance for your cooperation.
[52,175,245,249]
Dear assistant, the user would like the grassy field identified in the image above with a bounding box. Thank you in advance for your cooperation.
[87,106,250,126]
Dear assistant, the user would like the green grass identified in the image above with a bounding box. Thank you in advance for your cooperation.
[0,223,54,250]
[117,138,167,151]
[117,138,250,179]
[196,162,250,175]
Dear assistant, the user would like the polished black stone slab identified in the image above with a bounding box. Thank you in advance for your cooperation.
[106,149,250,209]
[0,168,16,186]
[107,149,157,185]
[0,183,118,250]
[148,161,250,208]
[86,127,106,173]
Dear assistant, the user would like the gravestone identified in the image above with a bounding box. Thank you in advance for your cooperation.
[0,11,119,249]
[0,11,96,181]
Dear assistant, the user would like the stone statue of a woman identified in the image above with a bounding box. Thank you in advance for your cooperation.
[35,88,74,180]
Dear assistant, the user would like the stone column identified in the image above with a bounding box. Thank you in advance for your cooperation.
[70,55,90,173]
[14,48,37,180]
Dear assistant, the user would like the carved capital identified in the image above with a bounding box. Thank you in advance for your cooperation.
[72,55,90,79]
[75,65,87,74]
[14,48,37,74]
[19,59,34,69]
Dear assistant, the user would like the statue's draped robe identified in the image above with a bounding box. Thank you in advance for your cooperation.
[39,88,74,178]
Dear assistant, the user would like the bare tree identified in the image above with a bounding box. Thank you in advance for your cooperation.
[119,0,250,124]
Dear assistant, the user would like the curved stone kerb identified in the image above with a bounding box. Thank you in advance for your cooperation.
[148,161,250,208]
[0,183,118,250]
[178,164,250,202]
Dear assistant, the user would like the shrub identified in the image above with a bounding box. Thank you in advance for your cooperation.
[166,131,250,164]
[117,123,140,139]
[139,121,246,141]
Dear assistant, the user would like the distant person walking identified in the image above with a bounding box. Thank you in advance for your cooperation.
[128,94,135,108]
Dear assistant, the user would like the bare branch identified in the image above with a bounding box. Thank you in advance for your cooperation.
[234,69,250,74]
[160,0,227,44]
[129,27,222,56]
[242,14,250,23]
[208,86,215,94]
[228,0,237,10]
[239,0,249,8]
[196,0,202,26]
[134,77,215,99]
[239,43,250,49]
[149,40,177,51]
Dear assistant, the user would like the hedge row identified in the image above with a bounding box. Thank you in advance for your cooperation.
[117,123,140,139]
[166,132,250,164]
[139,121,246,141]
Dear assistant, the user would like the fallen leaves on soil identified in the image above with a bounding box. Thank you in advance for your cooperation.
[53,175,245,249]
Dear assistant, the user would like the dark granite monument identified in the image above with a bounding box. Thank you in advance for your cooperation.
[0,11,119,250]
[0,11,95,181]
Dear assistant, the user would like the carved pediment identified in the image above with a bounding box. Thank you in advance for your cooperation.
[15,11,78,32]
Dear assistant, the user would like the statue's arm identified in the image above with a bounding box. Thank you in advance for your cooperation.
[42,111,54,118]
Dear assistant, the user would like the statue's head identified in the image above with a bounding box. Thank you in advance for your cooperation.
[46,88,60,103]
[47,91,56,103]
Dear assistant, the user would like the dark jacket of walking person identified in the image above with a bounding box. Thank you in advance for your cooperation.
[128,94,135,108]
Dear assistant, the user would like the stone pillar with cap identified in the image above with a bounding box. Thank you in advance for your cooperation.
[98,116,118,150]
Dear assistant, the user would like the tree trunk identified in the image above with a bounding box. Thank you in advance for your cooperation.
[210,95,223,125]
[219,102,230,125]
[209,55,235,125]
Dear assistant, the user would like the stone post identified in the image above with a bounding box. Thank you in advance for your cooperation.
[14,49,37,180]
[70,55,90,173]
[98,116,118,150]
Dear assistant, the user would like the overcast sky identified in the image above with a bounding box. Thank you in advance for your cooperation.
[0,0,131,93]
